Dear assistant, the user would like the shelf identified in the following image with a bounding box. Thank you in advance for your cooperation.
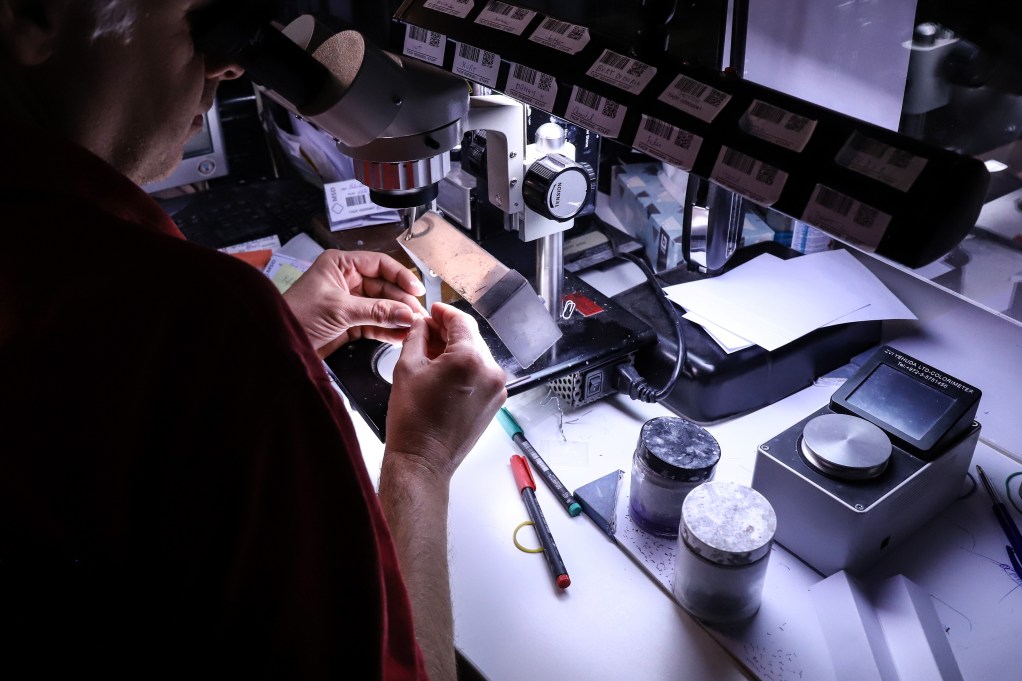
[394,0,989,268]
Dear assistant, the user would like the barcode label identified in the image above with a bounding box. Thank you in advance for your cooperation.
[565,85,625,138]
[836,131,927,192]
[506,61,557,111]
[402,25,446,65]
[750,101,785,124]
[848,134,888,158]
[453,41,500,86]
[489,1,519,15]
[541,18,572,35]
[722,148,757,175]
[658,74,731,123]
[802,184,890,250]
[814,186,854,216]
[513,63,537,85]
[710,146,787,205]
[585,49,656,95]
[599,52,631,69]
[325,180,394,225]
[738,99,817,152]
[633,115,703,170]
[529,16,590,54]
[423,0,473,18]
[475,1,537,35]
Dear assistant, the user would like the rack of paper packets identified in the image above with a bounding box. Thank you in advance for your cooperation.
[393,0,989,269]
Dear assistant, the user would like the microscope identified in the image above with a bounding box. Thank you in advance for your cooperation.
[191,9,655,438]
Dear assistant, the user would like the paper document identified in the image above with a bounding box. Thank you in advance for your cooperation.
[663,249,915,352]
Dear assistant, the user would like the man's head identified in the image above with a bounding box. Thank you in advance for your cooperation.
[0,0,243,184]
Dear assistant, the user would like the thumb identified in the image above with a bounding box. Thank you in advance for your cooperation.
[397,316,430,363]
[339,295,415,330]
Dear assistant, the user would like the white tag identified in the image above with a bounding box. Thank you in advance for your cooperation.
[585,49,657,95]
[658,74,732,123]
[325,180,391,222]
[739,99,817,153]
[264,253,312,294]
[836,132,928,192]
[506,62,557,111]
[402,25,446,65]
[529,16,590,54]
[565,86,626,138]
[475,1,537,35]
[452,42,501,88]
[423,0,474,18]
[633,115,703,170]
[710,147,788,206]
[801,184,891,251]
[220,235,280,254]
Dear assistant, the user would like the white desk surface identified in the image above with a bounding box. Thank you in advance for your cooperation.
[347,252,1022,681]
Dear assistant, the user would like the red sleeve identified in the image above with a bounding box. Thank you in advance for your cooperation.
[140,243,431,680]
[0,207,428,679]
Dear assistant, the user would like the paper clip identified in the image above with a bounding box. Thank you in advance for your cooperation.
[561,298,576,320]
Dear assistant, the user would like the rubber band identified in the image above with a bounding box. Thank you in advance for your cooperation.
[513,521,544,554]
[1006,471,1022,515]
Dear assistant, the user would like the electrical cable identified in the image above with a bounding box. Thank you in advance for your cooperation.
[590,216,687,404]
[615,250,687,402]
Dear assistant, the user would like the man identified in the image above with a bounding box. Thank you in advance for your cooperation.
[0,1,507,679]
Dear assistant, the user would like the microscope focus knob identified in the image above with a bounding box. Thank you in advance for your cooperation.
[522,153,596,222]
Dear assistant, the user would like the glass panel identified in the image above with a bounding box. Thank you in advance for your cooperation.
[742,0,1022,325]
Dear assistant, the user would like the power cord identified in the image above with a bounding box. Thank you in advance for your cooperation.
[592,217,687,403]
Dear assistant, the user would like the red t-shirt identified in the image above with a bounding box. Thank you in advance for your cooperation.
[0,121,427,680]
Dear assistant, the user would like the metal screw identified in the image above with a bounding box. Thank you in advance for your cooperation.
[510,179,518,188]
[509,152,517,158]
[854,504,865,511]
[762,445,770,451]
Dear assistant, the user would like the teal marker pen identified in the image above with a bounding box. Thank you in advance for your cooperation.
[497,407,582,517]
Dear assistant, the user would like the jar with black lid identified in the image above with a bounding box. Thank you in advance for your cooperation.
[628,416,721,538]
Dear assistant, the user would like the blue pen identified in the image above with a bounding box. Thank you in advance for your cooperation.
[976,466,1022,561]
[497,407,582,517]
[1007,546,1022,580]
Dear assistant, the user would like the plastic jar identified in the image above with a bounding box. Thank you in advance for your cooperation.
[673,481,777,623]
[628,416,721,538]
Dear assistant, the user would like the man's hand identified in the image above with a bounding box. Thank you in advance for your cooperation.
[384,302,507,482]
[282,250,426,359]
[378,302,505,681]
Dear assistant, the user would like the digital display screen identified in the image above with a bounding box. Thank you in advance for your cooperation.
[846,364,956,440]
[182,115,214,157]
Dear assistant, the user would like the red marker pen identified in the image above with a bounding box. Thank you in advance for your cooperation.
[511,454,571,589]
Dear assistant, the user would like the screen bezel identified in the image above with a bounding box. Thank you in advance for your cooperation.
[830,345,980,453]
[143,98,230,193]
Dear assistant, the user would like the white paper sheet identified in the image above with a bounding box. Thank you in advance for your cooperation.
[663,250,915,352]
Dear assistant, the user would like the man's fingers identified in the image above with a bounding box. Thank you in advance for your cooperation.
[346,251,425,297]
[340,296,417,330]
[430,302,483,347]
[397,316,430,363]
[361,278,427,314]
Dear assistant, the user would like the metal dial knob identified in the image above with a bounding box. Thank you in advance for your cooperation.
[522,153,595,222]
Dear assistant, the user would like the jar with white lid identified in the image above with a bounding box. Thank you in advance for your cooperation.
[672,480,777,623]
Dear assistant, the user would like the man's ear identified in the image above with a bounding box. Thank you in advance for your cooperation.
[0,0,70,66]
